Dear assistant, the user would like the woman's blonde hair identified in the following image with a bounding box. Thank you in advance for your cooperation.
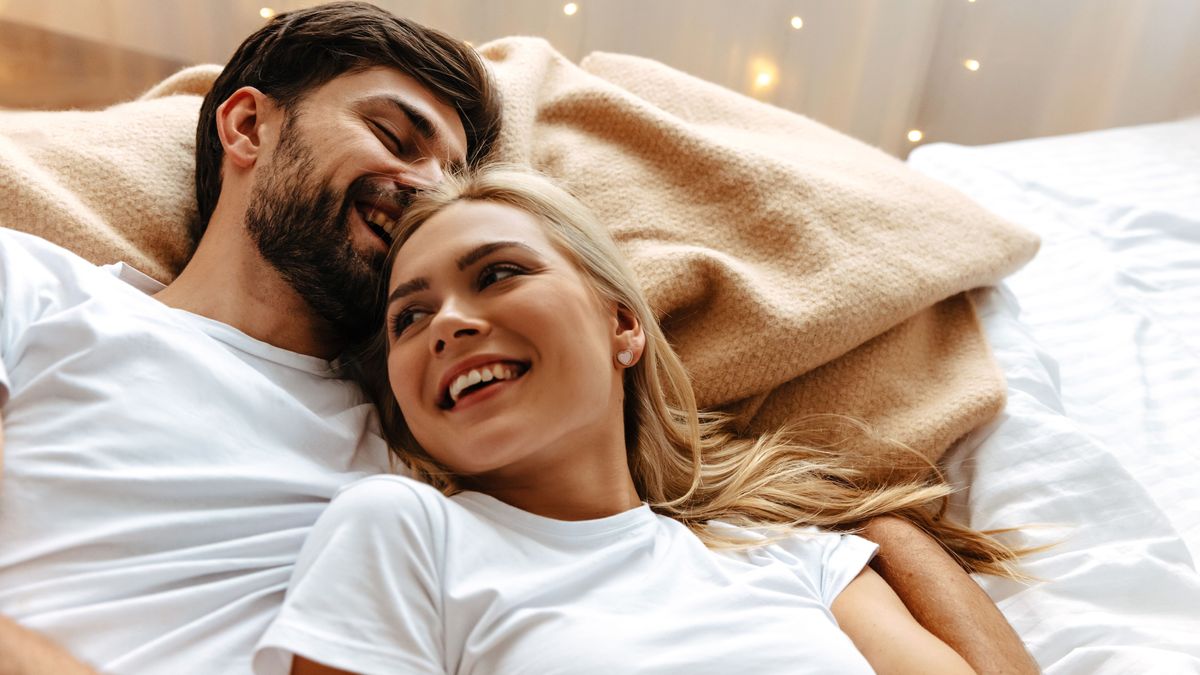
[354,164,1022,577]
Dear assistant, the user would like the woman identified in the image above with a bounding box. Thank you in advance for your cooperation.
[253,166,1023,674]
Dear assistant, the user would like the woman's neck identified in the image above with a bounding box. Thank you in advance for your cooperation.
[468,429,643,521]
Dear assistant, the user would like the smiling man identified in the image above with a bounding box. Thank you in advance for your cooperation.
[0,3,499,673]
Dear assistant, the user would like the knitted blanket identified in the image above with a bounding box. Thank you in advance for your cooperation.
[0,37,1038,474]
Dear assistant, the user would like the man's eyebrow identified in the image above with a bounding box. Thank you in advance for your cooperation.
[361,94,439,143]
[386,277,430,306]
[456,242,540,271]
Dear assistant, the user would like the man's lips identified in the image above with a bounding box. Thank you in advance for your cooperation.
[348,180,413,248]
[355,200,403,246]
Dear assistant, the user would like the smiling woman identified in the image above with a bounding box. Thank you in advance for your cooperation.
[248,164,1027,675]
[385,198,626,487]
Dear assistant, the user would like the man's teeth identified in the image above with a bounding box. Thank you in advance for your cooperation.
[363,208,399,238]
[449,364,520,403]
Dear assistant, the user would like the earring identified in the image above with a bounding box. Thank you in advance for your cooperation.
[616,350,634,367]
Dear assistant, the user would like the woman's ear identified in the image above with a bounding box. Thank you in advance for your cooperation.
[215,86,274,170]
[612,303,646,368]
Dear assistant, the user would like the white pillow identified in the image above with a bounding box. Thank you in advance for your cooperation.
[947,284,1200,673]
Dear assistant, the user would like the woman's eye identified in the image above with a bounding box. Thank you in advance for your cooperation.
[390,307,429,337]
[478,264,525,289]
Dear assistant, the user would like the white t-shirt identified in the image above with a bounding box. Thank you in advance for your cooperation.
[0,229,390,674]
[254,475,878,675]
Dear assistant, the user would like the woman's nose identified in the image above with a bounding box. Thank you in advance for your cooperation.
[430,301,488,355]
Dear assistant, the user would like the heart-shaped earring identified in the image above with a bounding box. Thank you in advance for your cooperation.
[616,350,634,367]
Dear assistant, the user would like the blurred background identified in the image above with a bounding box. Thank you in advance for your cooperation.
[2,0,1198,157]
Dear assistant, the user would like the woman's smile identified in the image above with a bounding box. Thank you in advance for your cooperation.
[438,358,531,410]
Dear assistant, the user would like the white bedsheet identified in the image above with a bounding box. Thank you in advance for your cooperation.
[908,117,1200,673]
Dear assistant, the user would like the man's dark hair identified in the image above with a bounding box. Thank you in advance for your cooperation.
[194,1,501,242]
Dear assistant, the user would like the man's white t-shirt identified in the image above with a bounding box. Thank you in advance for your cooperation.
[254,475,878,675]
[0,229,390,674]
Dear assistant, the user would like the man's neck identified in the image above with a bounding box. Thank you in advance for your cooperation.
[153,221,342,359]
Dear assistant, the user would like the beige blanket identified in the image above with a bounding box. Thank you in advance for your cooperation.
[0,38,1038,475]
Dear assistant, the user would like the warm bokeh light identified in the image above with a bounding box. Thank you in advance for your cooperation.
[790,16,803,30]
[750,58,778,93]
[259,7,275,19]
[907,129,924,143]
[963,59,980,71]
[563,3,578,16]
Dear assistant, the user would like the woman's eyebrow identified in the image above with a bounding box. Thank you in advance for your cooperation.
[387,277,429,306]
[387,242,541,307]
[455,241,540,270]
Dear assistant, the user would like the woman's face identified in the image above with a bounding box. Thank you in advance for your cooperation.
[384,200,628,482]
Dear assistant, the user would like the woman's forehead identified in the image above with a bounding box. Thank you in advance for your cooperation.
[391,201,557,278]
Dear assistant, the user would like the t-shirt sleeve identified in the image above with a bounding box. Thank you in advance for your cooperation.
[0,229,55,406]
[767,529,879,607]
[1,231,21,403]
[252,476,448,675]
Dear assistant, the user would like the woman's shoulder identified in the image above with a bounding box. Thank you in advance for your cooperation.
[705,522,878,576]
[323,474,451,534]
[703,520,828,543]
[332,473,445,505]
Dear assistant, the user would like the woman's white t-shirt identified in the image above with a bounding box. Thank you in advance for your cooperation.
[254,475,877,674]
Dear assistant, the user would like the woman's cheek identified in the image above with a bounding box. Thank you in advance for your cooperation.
[388,351,418,411]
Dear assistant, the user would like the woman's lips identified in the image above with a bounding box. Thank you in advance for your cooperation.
[439,361,530,410]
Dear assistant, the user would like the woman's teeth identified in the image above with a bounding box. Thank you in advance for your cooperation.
[449,363,521,403]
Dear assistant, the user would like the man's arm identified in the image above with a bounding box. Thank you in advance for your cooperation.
[860,516,1039,675]
[0,616,97,675]
[832,566,975,674]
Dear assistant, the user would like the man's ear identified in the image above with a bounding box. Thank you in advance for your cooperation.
[215,87,275,170]
[612,302,646,366]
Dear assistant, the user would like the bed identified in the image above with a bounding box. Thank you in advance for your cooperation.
[908,116,1200,673]
[2,37,1197,671]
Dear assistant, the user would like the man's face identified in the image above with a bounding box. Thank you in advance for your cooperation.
[244,67,468,344]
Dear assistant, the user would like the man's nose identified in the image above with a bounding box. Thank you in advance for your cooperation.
[399,157,445,190]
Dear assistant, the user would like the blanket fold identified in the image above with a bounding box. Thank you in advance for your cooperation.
[481,39,1038,467]
[0,37,1038,470]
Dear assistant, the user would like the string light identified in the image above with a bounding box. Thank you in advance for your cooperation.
[907,130,924,143]
[259,7,276,19]
[750,58,778,93]
[790,16,803,30]
[563,3,578,15]
[963,59,980,71]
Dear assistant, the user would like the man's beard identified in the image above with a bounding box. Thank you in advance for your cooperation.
[244,121,386,347]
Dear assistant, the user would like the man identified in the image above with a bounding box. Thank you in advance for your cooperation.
[0,3,498,673]
[0,3,1034,674]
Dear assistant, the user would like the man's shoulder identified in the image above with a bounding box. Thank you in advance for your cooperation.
[0,227,91,265]
[0,227,169,329]
[0,227,122,292]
